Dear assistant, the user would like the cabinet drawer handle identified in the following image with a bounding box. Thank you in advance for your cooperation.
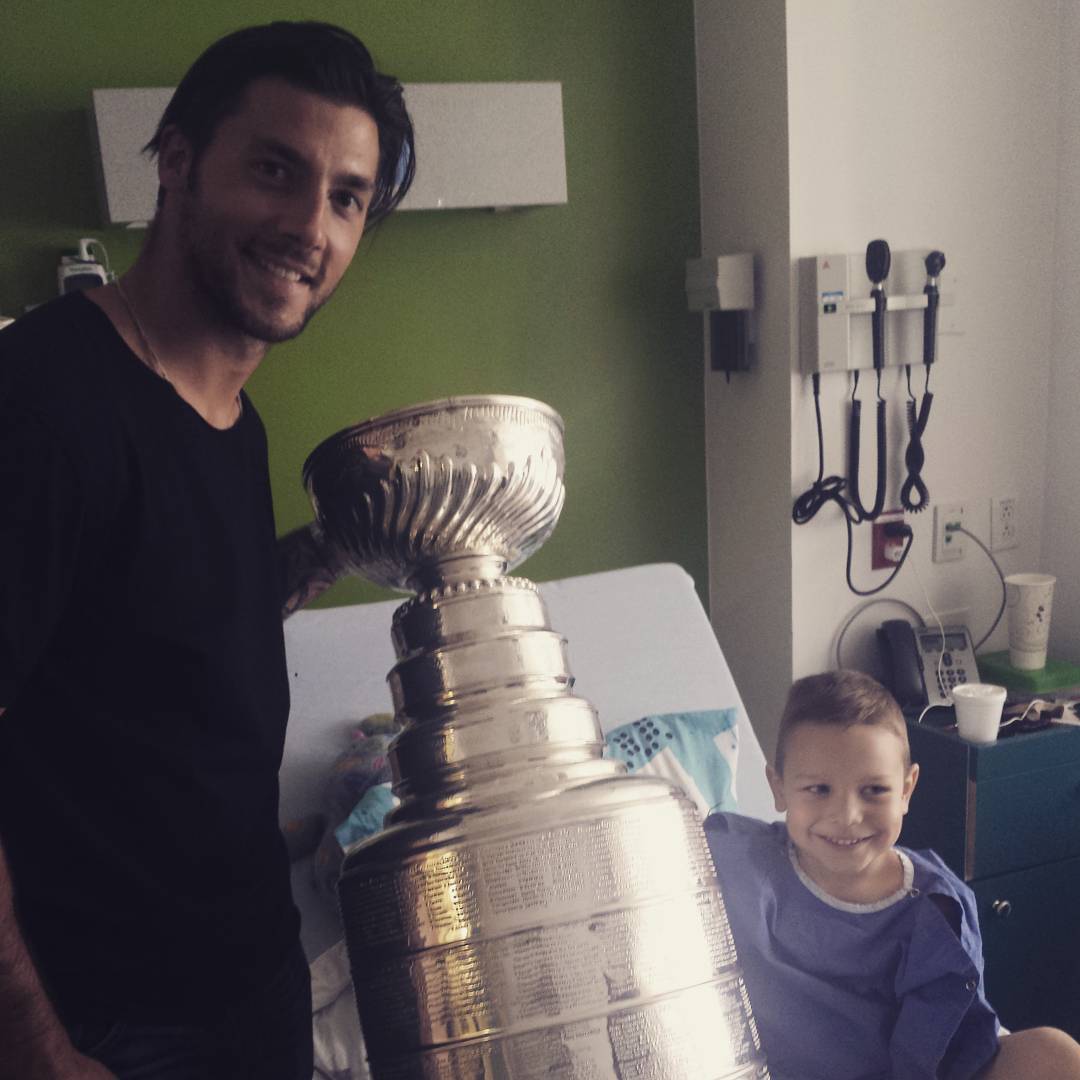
[991,899,1012,919]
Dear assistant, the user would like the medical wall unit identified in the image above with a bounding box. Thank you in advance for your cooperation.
[799,248,959,374]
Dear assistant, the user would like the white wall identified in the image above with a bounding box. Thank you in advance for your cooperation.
[695,0,793,760]
[696,0,1066,757]
[1043,2,1080,663]
[787,0,1061,685]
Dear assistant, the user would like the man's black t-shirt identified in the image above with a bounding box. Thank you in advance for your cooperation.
[0,294,297,1023]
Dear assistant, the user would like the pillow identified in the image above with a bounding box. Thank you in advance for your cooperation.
[603,708,739,819]
[334,783,396,851]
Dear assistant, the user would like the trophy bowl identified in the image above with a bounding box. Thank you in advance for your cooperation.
[302,395,566,591]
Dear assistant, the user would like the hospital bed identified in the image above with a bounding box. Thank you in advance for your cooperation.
[279,562,779,1077]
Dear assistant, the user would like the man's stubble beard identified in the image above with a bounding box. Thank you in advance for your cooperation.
[177,189,333,345]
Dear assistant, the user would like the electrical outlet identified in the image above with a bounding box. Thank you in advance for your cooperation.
[871,512,906,569]
[932,502,965,563]
[990,495,1019,552]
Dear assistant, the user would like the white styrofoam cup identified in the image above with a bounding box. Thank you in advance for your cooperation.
[952,682,1007,744]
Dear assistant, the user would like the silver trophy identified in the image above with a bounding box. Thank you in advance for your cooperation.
[304,396,769,1080]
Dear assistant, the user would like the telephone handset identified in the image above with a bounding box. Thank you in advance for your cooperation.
[876,619,978,711]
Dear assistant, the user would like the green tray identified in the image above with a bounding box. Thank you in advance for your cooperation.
[977,651,1080,693]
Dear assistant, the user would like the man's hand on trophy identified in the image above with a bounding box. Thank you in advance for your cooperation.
[278,520,351,620]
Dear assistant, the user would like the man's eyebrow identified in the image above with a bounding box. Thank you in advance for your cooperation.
[252,137,305,164]
[252,137,375,191]
[338,170,375,193]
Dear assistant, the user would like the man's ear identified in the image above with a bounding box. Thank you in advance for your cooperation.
[156,125,195,195]
[766,764,787,813]
[900,762,920,814]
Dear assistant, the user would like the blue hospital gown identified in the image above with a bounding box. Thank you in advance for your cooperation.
[704,813,1000,1080]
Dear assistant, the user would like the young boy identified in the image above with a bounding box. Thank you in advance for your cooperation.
[705,670,1080,1080]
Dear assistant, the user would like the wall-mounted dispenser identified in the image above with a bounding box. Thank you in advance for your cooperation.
[89,83,568,227]
[686,253,755,378]
[57,237,110,295]
[798,249,959,373]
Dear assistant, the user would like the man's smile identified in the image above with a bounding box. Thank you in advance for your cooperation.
[247,248,318,287]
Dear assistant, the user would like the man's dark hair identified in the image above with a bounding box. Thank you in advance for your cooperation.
[145,21,415,226]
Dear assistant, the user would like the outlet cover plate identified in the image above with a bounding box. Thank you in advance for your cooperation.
[933,502,965,563]
[871,512,906,570]
[990,495,1019,551]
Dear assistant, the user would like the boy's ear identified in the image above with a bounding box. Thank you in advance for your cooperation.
[900,762,920,813]
[766,764,787,813]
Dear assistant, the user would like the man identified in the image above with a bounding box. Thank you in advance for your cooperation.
[0,22,414,1079]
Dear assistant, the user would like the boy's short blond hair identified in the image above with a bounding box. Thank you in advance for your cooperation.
[775,670,909,774]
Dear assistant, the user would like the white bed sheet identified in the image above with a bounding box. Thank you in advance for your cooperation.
[280,562,776,961]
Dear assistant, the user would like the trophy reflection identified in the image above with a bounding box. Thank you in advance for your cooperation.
[304,396,768,1079]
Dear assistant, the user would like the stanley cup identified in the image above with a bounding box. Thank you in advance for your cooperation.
[303,396,769,1079]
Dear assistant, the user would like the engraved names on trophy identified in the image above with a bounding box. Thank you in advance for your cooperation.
[341,798,723,950]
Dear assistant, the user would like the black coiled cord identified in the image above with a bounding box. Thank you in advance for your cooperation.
[846,369,887,523]
[900,365,933,512]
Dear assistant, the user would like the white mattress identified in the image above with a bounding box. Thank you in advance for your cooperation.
[280,562,775,960]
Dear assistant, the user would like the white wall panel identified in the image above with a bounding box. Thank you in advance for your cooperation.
[90,82,567,225]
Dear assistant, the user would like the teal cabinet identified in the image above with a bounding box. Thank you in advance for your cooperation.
[900,718,1080,1038]
[973,858,1080,1034]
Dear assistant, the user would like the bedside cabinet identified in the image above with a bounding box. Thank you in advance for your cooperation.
[900,718,1080,1039]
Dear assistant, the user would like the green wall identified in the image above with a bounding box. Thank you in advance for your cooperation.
[1,1,707,607]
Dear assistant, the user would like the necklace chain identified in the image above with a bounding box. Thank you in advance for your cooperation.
[115,278,169,382]
[114,279,242,422]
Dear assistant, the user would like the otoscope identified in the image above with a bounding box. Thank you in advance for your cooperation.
[848,239,891,522]
[922,249,946,367]
[900,249,945,512]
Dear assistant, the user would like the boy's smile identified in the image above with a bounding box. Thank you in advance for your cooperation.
[767,722,919,903]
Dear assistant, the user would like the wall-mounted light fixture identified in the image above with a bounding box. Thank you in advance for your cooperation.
[90,83,568,227]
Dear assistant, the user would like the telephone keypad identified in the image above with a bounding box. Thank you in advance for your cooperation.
[936,664,970,698]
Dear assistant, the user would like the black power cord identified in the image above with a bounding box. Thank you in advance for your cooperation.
[792,373,857,527]
[955,525,1008,650]
[793,373,914,596]
[847,519,913,598]
[900,251,945,513]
